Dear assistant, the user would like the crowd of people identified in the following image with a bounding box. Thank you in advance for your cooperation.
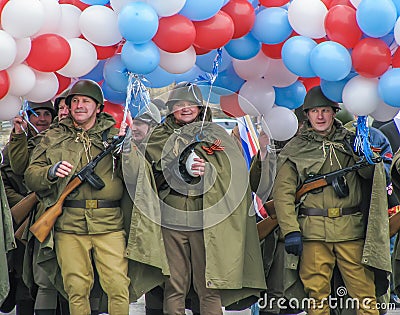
[0,79,399,315]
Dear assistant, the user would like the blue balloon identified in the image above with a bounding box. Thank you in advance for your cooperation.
[379,31,395,47]
[274,81,306,110]
[144,66,175,88]
[224,33,261,60]
[179,0,224,21]
[118,2,159,44]
[121,41,160,75]
[213,63,245,94]
[103,55,128,92]
[175,65,204,83]
[393,0,400,17]
[251,8,292,45]
[356,0,397,38]
[378,68,400,107]
[282,36,317,78]
[198,84,221,104]
[102,82,127,104]
[80,60,105,82]
[320,72,357,103]
[196,48,232,73]
[310,41,352,81]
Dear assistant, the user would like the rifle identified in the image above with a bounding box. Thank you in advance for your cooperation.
[257,156,382,240]
[14,218,28,244]
[29,135,125,243]
[11,192,38,225]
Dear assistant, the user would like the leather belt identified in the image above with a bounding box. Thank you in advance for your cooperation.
[63,200,120,209]
[299,207,360,218]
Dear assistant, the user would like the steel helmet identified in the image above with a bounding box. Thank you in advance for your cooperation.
[65,79,104,111]
[165,82,203,111]
[27,100,55,119]
[54,88,70,114]
[302,86,340,112]
[134,102,162,125]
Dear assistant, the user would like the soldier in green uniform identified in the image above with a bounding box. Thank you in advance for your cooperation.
[272,86,390,315]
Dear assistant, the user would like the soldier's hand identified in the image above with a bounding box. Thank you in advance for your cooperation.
[13,115,28,134]
[284,231,303,256]
[48,161,74,180]
[190,158,205,177]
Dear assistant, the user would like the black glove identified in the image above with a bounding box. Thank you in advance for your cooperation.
[284,231,303,256]
[48,161,62,181]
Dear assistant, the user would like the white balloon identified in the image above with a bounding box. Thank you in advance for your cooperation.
[349,0,361,8]
[394,18,400,47]
[238,78,275,116]
[370,100,400,122]
[24,70,58,102]
[263,58,298,88]
[1,0,45,39]
[232,51,270,81]
[7,64,36,96]
[12,38,31,66]
[57,38,98,78]
[0,30,17,70]
[159,46,196,74]
[80,5,122,46]
[262,106,298,141]
[185,150,200,177]
[110,0,138,14]
[0,94,22,120]
[36,0,62,36]
[288,0,327,39]
[342,76,380,116]
[55,4,82,39]
[146,0,186,17]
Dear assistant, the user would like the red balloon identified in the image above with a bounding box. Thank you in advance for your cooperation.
[259,0,289,6]
[262,42,284,59]
[0,70,10,100]
[193,11,234,50]
[300,77,321,92]
[26,34,71,72]
[103,101,124,128]
[321,0,332,7]
[220,93,245,118]
[392,49,400,68]
[55,73,72,95]
[153,14,196,53]
[351,38,391,78]
[324,5,362,49]
[58,0,89,10]
[0,0,8,23]
[221,0,255,39]
[194,45,212,55]
[94,43,119,60]
[328,0,354,8]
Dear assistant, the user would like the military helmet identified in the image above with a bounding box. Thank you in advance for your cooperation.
[54,88,70,114]
[27,100,55,119]
[65,79,104,111]
[166,82,203,111]
[134,102,161,125]
[302,86,340,111]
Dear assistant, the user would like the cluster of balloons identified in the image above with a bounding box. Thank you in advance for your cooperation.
[1,0,400,141]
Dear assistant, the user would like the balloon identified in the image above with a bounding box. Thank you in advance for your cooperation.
[146,0,186,17]
[103,54,128,92]
[55,72,72,95]
[80,59,105,82]
[36,0,62,36]
[351,38,391,78]
[174,65,203,83]
[221,0,255,39]
[59,0,89,10]
[80,0,109,4]
[102,81,127,104]
[232,50,270,80]
[103,101,124,128]
[1,0,45,38]
[144,66,176,88]
[56,4,82,39]
[0,94,22,120]
[224,32,261,60]
[26,34,71,72]
[320,72,356,102]
[193,11,234,50]
[300,76,320,91]
[198,84,221,104]
[0,30,16,70]
[261,106,298,141]
[274,81,307,110]
[342,75,379,115]
[118,2,159,44]
[251,7,292,45]
[261,41,285,59]
[159,46,196,74]
[309,41,352,81]
[213,63,245,94]
[220,93,246,117]
[80,5,122,47]
[288,0,328,39]
[392,48,400,68]
[57,38,98,78]
[356,0,397,38]
[196,48,232,73]
[25,70,59,102]
[259,0,289,6]
[263,58,299,88]
[349,0,361,8]
[378,68,400,107]
[121,40,160,75]
[370,101,400,122]
[238,78,275,116]
[12,37,31,66]
[7,64,36,96]
[94,43,119,60]
[153,15,196,53]
[324,5,362,49]
[394,18,400,47]
[179,0,224,21]
[281,35,317,77]
[193,45,212,55]
[0,70,9,100]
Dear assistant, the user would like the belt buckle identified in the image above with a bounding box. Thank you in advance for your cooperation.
[327,207,341,218]
[86,200,98,209]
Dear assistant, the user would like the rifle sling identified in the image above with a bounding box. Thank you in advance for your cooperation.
[299,207,359,218]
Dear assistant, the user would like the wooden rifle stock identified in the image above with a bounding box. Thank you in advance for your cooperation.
[11,192,38,225]
[29,176,82,243]
[14,217,29,244]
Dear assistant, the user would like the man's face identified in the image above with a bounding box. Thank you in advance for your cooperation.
[307,106,336,135]
[172,101,200,125]
[70,95,100,130]
[58,99,69,120]
[29,109,53,133]
[131,119,150,143]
